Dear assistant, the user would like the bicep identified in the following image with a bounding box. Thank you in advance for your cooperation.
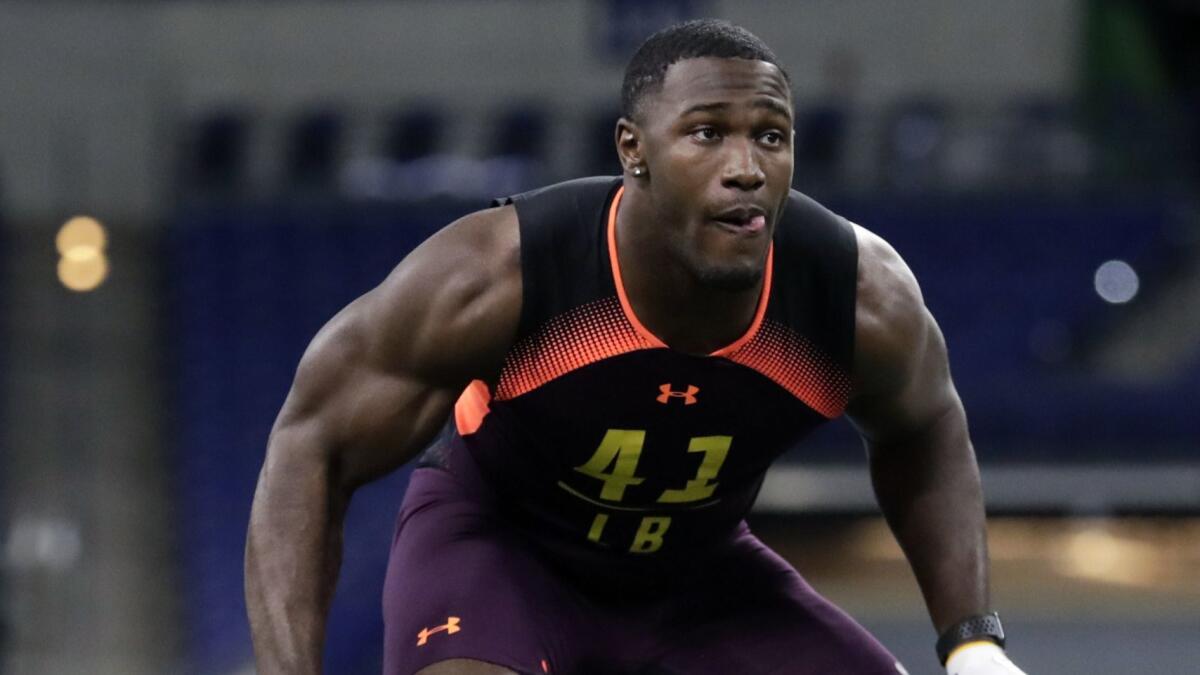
[269,300,463,490]
[847,307,961,445]
[268,207,520,488]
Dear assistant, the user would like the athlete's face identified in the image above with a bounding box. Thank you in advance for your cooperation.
[621,57,793,291]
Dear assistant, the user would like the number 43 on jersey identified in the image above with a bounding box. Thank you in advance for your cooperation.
[568,428,732,553]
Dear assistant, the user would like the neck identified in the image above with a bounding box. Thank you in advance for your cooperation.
[613,184,766,355]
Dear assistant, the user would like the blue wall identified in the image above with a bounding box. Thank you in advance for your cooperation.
[168,201,468,673]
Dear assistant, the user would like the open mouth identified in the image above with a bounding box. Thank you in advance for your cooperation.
[711,206,768,234]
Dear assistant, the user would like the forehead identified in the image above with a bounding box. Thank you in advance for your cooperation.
[654,57,791,114]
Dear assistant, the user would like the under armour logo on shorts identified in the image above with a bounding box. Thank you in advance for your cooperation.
[416,616,461,646]
[657,383,699,405]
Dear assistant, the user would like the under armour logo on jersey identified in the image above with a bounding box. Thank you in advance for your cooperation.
[657,383,699,405]
[416,616,461,646]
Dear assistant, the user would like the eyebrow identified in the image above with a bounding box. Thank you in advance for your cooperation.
[680,98,793,121]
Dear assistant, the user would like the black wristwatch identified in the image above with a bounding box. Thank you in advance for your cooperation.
[936,612,1006,665]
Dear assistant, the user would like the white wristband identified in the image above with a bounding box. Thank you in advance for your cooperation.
[945,642,1027,675]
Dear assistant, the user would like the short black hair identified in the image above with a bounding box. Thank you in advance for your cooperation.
[621,19,789,121]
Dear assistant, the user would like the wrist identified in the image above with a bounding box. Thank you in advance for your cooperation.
[936,612,1006,665]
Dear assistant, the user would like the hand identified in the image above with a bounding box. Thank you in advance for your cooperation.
[945,642,1027,675]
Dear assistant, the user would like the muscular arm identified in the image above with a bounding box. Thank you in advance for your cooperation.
[245,206,521,674]
[845,225,989,634]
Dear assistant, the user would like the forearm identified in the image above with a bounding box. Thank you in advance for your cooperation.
[246,431,348,675]
[868,408,989,633]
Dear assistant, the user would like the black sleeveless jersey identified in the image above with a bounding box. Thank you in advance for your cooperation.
[432,176,857,571]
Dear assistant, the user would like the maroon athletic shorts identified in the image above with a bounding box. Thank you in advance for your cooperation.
[383,467,907,675]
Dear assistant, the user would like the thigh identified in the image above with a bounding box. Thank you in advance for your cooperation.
[383,469,584,675]
[415,658,521,675]
[655,532,907,675]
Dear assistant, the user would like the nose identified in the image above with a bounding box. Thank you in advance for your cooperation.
[720,139,765,192]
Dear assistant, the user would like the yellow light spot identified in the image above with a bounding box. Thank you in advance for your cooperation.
[64,246,101,263]
[56,216,110,292]
[1053,520,1165,587]
[58,252,109,292]
[56,216,107,256]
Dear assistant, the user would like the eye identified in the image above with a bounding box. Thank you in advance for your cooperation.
[759,130,786,146]
[689,127,721,143]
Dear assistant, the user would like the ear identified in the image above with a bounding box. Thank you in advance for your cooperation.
[615,117,644,174]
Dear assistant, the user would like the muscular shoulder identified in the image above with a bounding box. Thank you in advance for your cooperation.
[849,223,931,399]
[335,204,522,386]
[846,223,964,445]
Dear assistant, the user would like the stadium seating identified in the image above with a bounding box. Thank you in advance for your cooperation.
[284,108,346,193]
[490,104,550,162]
[383,105,446,163]
[794,100,850,189]
[584,107,626,177]
[879,97,951,191]
[180,109,254,198]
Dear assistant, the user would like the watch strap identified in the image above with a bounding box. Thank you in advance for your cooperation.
[936,612,1006,665]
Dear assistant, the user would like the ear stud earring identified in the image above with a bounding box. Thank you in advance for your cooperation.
[631,166,645,177]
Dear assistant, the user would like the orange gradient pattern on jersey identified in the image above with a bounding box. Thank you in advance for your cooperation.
[726,318,851,418]
[493,300,848,417]
[454,379,493,435]
[494,297,655,401]
[491,186,846,413]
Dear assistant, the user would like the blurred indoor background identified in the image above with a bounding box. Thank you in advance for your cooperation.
[0,1,1197,674]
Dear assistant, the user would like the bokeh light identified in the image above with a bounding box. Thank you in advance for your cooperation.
[56,215,108,256]
[56,216,111,292]
[1094,259,1139,304]
[57,251,109,292]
